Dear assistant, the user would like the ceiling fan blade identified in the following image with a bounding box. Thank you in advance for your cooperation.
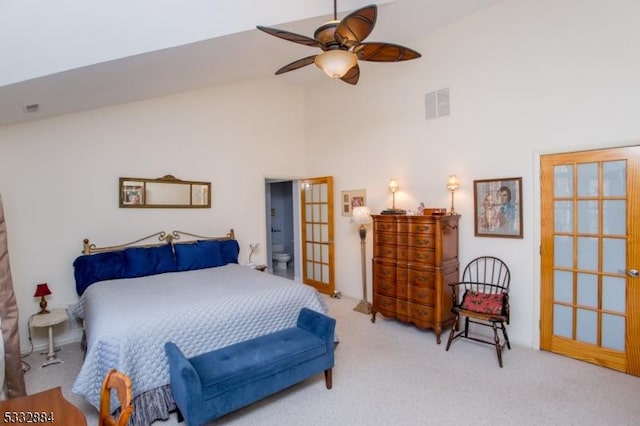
[340,64,360,85]
[275,55,318,75]
[256,26,321,48]
[356,42,422,62]
[335,5,377,47]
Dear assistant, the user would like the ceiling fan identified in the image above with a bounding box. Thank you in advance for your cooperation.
[256,1,421,85]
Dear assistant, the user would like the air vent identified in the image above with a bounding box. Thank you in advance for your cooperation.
[23,104,40,113]
[425,87,450,120]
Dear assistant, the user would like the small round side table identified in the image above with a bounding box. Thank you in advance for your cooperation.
[29,308,68,368]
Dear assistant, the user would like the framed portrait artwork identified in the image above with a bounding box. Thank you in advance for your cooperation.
[122,184,144,206]
[473,177,523,238]
[341,189,366,217]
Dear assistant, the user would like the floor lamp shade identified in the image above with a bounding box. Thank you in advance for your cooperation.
[351,206,373,226]
[351,206,372,314]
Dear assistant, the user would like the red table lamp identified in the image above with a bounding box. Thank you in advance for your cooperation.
[34,283,52,314]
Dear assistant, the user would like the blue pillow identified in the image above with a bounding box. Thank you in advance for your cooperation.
[73,251,126,296]
[124,244,177,278]
[174,240,224,271]
[219,239,240,264]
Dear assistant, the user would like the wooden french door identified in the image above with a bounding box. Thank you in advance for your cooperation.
[540,146,640,376]
[300,177,335,296]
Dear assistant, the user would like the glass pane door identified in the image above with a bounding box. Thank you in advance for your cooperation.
[541,146,640,376]
[551,160,627,350]
[300,177,335,295]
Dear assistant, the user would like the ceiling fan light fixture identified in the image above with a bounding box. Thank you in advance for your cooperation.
[314,50,357,79]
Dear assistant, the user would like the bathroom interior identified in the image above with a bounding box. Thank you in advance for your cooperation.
[264,179,299,280]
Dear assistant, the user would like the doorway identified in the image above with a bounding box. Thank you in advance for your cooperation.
[264,176,336,295]
[265,179,299,280]
[540,145,640,376]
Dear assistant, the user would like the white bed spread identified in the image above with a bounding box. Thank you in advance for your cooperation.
[71,264,328,415]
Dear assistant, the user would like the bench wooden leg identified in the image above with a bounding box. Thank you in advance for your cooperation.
[324,369,333,389]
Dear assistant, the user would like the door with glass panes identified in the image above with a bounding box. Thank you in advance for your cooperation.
[300,177,335,296]
[540,146,640,376]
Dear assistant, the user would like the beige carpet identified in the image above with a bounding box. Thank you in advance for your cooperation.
[22,294,640,425]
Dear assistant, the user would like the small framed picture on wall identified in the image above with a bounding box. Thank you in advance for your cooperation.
[341,189,366,217]
[123,184,144,206]
[473,177,523,238]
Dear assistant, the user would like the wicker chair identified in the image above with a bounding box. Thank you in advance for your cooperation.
[445,256,511,367]
[99,368,133,426]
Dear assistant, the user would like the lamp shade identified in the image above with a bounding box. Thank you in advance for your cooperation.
[351,206,373,226]
[34,282,51,297]
[447,175,460,191]
[389,179,399,193]
[314,50,358,79]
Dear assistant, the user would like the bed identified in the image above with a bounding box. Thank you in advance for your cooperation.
[70,230,330,426]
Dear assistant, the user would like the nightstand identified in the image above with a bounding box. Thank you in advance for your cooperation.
[29,308,68,368]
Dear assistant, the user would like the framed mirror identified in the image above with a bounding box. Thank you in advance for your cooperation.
[119,175,211,208]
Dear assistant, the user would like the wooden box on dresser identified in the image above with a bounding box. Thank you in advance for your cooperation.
[370,213,460,344]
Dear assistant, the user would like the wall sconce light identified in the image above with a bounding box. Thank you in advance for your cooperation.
[351,206,373,314]
[382,179,406,215]
[34,282,52,314]
[447,175,460,215]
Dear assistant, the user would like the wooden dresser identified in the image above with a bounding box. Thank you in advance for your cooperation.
[371,214,460,343]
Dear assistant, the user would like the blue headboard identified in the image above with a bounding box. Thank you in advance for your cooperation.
[73,230,238,296]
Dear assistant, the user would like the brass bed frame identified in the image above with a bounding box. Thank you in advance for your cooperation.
[82,229,235,254]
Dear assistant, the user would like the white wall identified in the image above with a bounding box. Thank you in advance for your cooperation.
[2,0,640,353]
[305,0,640,347]
[0,78,307,352]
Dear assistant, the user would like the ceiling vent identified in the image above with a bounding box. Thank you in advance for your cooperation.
[425,88,450,120]
[23,103,40,113]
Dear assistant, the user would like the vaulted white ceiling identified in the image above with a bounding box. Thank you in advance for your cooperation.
[0,0,501,126]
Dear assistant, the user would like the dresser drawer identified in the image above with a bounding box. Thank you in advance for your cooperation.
[408,268,435,287]
[408,234,435,248]
[408,248,435,264]
[374,278,396,297]
[395,299,409,322]
[375,219,400,232]
[408,221,435,235]
[373,262,395,280]
[396,246,408,261]
[408,302,435,325]
[374,244,397,259]
[374,294,397,317]
[408,286,435,305]
[396,279,408,300]
[375,232,397,246]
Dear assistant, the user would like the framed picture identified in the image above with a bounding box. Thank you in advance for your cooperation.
[473,177,523,238]
[341,189,366,217]
[123,184,144,206]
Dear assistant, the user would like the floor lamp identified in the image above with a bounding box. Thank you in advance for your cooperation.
[351,206,373,314]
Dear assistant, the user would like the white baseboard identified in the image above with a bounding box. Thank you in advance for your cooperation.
[21,329,84,356]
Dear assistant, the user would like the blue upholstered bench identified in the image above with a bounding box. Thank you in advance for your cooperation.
[164,308,336,426]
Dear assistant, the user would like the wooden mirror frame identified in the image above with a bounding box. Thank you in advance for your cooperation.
[119,175,211,208]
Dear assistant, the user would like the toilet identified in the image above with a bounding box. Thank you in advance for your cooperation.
[272,244,291,271]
